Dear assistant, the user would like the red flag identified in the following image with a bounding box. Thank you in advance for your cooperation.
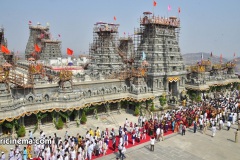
[67,48,73,55]
[178,7,181,13]
[153,0,157,7]
[34,44,41,53]
[1,45,10,54]
[114,16,117,21]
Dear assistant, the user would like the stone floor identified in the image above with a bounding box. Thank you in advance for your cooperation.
[1,110,240,160]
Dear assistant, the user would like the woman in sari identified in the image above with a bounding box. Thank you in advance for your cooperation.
[174,121,179,133]
[26,144,32,159]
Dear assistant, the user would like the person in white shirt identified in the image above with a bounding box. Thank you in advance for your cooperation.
[103,142,108,155]
[160,128,164,141]
[212,125,217,137]
[87,142,94,160]
[98,139,103,154]
[150,136,155,151]
[9,148,14,160]
[64,153,69,160]
[29,130,33,139]
[16,152,22,160]
[199,118,203,130]
[227,121,231,130]
[156,127,160,141]
[1,152,5,160]
[142,127,146,140]
[77,151,82,160]
[70,147,76,160]
[219,119,223,130]
[125,118,129,127]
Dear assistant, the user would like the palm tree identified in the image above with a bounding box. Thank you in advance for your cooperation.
[4,119,19,138]
[34,112,47,132]
[51,111,57,127]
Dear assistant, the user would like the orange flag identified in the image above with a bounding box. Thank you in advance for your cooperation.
[114,16,117,21]
[153,0,157,7]
[34,44,41,53]
[1,45,10,54]
[67,48,73,55]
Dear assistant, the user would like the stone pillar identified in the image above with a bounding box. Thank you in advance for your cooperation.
[20,117,25,126]
[74,110,79,120]
[126,101,129,111]
[106,103,110,115]
[117,102,121,114]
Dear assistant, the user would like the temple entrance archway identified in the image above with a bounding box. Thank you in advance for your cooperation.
[169,81,178,97]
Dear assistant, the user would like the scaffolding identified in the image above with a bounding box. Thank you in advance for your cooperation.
[133,11,182,72]
[89,22,122,76]
[25,24,62,60]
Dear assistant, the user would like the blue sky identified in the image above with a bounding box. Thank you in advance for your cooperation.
[1,0,240,59]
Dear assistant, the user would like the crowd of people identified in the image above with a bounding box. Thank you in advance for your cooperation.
[0,90,239,160]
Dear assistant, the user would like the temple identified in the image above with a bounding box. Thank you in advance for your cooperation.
[25,23,62,61]
[0,12,239,135]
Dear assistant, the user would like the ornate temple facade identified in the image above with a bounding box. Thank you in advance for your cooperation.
[0,12,239,135]
[25,23,62,60]
[185,60,239,92]
[134,12,186,104]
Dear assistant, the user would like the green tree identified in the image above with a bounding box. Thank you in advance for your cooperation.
[190,93,196,102]
[4,120,19,135]
[134,106,140,116]
[196,95,202,102]
[80,111,87,124]
[159,96,167,106]
[150,104,155,112]
[17,125,26,137]
[56,117,64,129]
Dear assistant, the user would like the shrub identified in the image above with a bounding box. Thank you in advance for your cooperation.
[150,104,155,112]
[56,117,64,129]
[159,96,167,106]
[134,107,140,116]
[17,125,26,137]
[196,95,202,102]
[80,111,87,124]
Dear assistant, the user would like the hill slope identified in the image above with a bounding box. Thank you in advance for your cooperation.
[182,52,228,65]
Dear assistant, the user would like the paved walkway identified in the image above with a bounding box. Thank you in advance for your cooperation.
[1,110,240,160]
[101,124,240,160]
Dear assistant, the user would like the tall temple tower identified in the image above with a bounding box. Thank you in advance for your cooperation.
[89,22,123,76]
[135,12,186,98]
[25,23,62,60]
[0,27,6,64]
[0,27,14,64]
